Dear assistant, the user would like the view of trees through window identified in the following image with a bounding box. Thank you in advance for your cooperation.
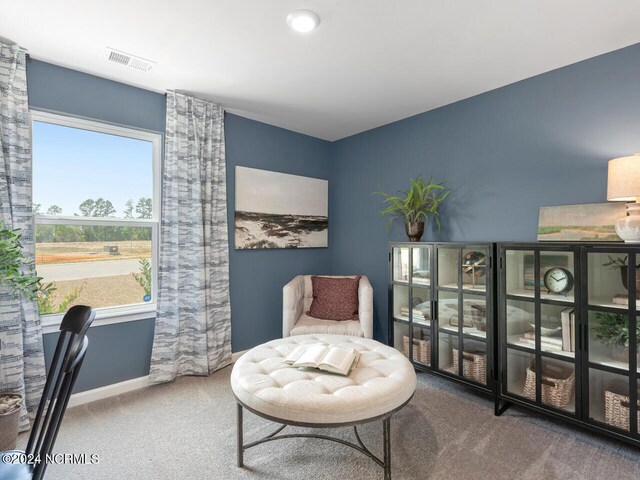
[32,114,159,315]
[34,198,153,314]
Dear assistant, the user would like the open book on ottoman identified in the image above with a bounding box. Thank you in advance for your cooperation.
[284,344,361,376]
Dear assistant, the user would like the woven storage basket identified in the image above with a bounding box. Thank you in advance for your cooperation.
[604,382,640,431]
[522,360,575,408]
[402,335,431,366]
[452,348,486,384]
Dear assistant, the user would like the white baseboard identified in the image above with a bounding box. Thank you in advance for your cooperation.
[68,350,248,408]
[68,375,150,408]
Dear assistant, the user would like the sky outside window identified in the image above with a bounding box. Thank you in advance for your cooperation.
[32,121,153,217]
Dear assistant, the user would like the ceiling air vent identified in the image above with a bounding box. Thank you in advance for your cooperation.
[104,47,155,72]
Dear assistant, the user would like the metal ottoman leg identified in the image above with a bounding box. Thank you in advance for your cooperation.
[383,416,391,480]
[237,403,244,468]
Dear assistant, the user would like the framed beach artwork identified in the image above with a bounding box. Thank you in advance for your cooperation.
[537,203,625,242]
[235,166,328,249]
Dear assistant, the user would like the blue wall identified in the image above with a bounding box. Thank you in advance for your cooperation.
[27,59,332,391]
[330,43,640,342]
[225,115,333,350]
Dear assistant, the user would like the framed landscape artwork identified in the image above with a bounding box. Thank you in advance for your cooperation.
[235,166,328,249]
[537,203,625,242]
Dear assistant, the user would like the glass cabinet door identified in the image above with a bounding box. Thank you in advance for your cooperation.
[392,247,411,283]
[437,245,491,386]
[502,247,577,414]
[391,245,432,368]
[585,249,639,435]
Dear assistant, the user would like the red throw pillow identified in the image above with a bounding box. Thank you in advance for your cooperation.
[307,276,361,321]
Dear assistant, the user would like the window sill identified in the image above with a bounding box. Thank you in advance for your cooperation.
[40,304,156,334]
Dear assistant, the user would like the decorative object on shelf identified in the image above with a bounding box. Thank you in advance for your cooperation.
[523,254,569,290]
[543,267,574,296]
[604,381,640,432]
[375,176,450,242]
[403,334,431,365]
[530,322,562,336]
[523,359,575,409]
[593,312,640,361]
[607,152,640,243]
[537,203,623,242]
[452,349,486,384]
[235,166,328,249]
[462,251,486,288]
[602,255,640,301]
[470,304,487,331]
[448,313,473,328]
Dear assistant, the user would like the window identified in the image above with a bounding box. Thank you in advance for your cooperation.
[31,111,161,322]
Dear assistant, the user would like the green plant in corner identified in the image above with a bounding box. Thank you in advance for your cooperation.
[593,312,640,348]
[132,257,152,297]
[0,222,43,301]
[375,176,450,230]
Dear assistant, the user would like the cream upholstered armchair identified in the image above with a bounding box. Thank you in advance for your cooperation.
[283,275,373,339]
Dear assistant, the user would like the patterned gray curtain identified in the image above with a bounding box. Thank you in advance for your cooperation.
[149,92,232,384]
[0,43,46,430]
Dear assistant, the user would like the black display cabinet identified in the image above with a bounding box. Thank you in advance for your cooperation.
[388,242,496,395]
[497,242,640,447]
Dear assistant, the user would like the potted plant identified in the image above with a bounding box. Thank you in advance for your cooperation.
[602,255,640,297]
[0,394,23,450]
[375,176,450,242]
[593,312,640,363]
[0,221,43,449]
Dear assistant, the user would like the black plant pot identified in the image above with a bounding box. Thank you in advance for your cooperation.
[405,221,425,242]
[620,266,640,297]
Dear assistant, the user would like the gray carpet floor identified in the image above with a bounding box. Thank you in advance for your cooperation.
[19,366,640,479]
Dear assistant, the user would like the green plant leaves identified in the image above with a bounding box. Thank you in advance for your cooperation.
[374,175,450,230]
[0,222,43,301]
[132,257,152,296]
[593,312,640,347]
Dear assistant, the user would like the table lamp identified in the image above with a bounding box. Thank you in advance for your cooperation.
[607,152,640,242]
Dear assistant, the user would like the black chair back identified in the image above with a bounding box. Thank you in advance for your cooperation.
[26,305,94,480]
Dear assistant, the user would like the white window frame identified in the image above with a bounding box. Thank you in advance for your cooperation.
[30,110,162,333]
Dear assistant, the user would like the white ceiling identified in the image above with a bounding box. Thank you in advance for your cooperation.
[2,1,640,141]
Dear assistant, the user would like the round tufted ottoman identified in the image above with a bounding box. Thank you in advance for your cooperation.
[230,334,416,480]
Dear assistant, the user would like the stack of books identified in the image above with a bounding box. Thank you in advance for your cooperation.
[517,307,575,353]
[517,331,563,351]
[399,305,431,320]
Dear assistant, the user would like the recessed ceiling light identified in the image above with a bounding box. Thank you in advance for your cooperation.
[286,10,320,33]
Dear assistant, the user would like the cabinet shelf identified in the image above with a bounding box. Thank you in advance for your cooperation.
[438,324,487,340]
[393,316,431,327]
[503,389,577,416]
[587,358,640,375]
[506,288,574,305]
[392,278,431,287]
[588,296,640,312]
[505,335,575,360]
[438,283,487,293]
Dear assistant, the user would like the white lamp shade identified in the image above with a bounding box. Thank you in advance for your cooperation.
[607,152,640,201]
